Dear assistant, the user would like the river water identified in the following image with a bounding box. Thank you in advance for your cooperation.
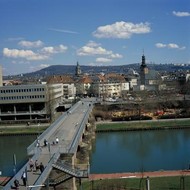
[0,135,36,177]
[90,129,190,173]
[1,129,190,177]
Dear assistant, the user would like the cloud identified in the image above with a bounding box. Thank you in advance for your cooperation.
[93,21,151,39]
[155,43,186,50]
[77,41,122,59]
[168,43,179,49]
[3,48,48,61]
[39,64,50,68]
[86,41,101,47]
[3,43,68,61]
[41,44,68,54]
[96,57,112,63]
[173,11,190,17]
[49,28,78,34]
[110,53,123,58]
[77,45,111,56]
[18,40,44,48]
[155,43,167,48]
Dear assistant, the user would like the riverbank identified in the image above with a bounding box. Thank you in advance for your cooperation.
[89,170,190,180]
[1,118,190,134]
[96,118,190,132]
[0,123,49,135]
[84,171,190,190]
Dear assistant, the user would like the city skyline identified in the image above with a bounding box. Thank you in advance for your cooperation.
[0,0,189,76]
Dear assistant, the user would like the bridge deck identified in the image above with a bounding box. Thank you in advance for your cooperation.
[3,99,94,190]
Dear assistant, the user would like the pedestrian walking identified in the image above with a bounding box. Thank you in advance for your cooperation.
[21,171,27,186]
[13,179,19,189]
[44,139,48,146]
[39,162,45,173]
[35,160,39,171]
[29,158,34,171]
[55,137,59,144]
[36,139,40,147]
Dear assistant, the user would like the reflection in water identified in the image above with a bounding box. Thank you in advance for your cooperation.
[0,135,36,176]
[90,129,190,174]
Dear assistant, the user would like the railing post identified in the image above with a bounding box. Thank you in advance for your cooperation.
[146,176,150,190]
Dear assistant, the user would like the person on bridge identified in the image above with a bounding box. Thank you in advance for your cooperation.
[44,139,48,146]
[21,171,27,186]
[29,158,34,171]
[55,137,59,144]
[36,139,40,147]
[11,179,19,189]
[39,162,45,173]
[35,160,39,171]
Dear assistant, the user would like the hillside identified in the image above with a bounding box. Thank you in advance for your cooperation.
[4,63,190,78]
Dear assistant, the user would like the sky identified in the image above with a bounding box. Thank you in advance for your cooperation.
[0,0,189,76]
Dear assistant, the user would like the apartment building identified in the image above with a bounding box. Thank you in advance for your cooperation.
[47,75,76,99]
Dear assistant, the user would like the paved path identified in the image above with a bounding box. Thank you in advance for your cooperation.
[89,170,190,180]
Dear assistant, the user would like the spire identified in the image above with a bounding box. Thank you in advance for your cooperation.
[141,51,146,67]
[75,61,81,76]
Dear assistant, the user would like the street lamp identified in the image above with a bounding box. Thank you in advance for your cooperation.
[13,154,16,175]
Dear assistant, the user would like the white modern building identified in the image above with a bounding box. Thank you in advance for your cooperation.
[0,83,63,123]
[63,83,76,99]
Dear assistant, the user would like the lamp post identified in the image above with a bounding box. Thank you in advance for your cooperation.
[146,176,150,190]
[13,154,16,176]
[37,122,40,137]
[48,142,51,158]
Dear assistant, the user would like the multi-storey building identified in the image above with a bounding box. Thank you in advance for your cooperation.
[96,73,129,99]
[47,75,76,99]
[0,83,63,123]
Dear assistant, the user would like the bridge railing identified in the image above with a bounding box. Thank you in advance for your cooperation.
[29,152,60,190]
[52,160,89,178]
[3,149,42,190]
[68,102,93,153]
[27,101,81,155]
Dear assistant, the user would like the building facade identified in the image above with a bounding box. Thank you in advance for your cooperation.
[0,84,63,123]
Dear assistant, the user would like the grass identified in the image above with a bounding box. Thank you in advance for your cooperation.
[0,125,48,134]
[80,176,190,190]
[96,119,190,131]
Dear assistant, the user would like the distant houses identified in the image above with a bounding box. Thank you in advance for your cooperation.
[0,54,190,123]
[46,55,163,98]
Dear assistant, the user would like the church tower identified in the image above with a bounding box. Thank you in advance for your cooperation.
[75,61,82,77]
[140,53,148,85]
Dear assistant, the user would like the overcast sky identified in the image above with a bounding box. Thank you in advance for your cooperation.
[0,0,189,76]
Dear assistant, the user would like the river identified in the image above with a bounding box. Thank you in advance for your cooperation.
[1,129,190,177]
[0,135,36,177]
[90,129,190,173]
